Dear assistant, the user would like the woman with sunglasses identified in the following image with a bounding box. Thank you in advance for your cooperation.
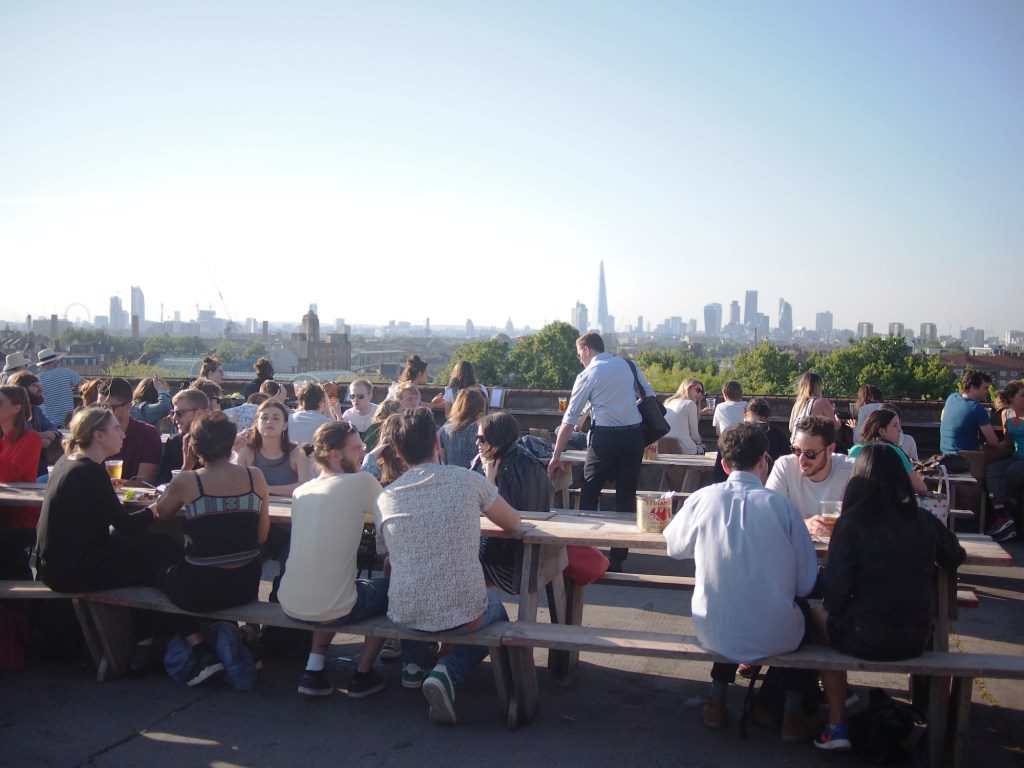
[342,379,378,434]
[663,378,710,455]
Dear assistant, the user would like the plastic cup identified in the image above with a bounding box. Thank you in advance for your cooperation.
[557,397,568,412]
[819,500,842,536]
[706,397,717,410]
[105,459,123,481]
[171,470,182,479]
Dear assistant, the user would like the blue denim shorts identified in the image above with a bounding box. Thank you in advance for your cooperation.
[317,577,390,627]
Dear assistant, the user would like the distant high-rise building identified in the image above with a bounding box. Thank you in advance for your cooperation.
[109,296,126,331]
[174,310,182,323]
[130,286,145,325]
[778,299,793,336]
[888,322,905,338]
[424,317,431,338]
[636,315,644,336]
[596,260,609,333]
[858,322,874,339]
[743,290,758,327]
[962,327,985,347]
[505,318,515,335]
[465,319,474,337]
[301,306,320,342]
[816,311,834,339]
[687,318,697,334]
[703,303,722,335]
[753,313,770,340]
[729,301,741,326]
[920,322,938,343]
[571,302,589,333]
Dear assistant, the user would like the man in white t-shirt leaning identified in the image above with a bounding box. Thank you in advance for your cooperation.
[766,415,855,536]
[712,380,747,435]
[342,379,378,434]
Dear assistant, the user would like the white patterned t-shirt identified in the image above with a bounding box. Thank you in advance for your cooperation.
[376,463,499,631]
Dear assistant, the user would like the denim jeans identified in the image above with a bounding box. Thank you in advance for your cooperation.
[397,590,508,685]
[316,578,390,627]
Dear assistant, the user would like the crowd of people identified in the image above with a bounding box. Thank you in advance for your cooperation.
[0,341,1017,743]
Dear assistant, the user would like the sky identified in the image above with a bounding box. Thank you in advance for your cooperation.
[1,1,1022,336]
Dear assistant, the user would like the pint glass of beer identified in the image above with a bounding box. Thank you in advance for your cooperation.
[105,459,124,481]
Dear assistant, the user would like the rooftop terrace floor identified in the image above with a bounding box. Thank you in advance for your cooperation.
[4,542,1023,768]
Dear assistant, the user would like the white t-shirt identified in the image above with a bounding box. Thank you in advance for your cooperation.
[765,454,855,519]
[342,403,378,433]
[900,432,919,462]
[278,472,383,622]
[288,410,335,445]
[713,400,747,434]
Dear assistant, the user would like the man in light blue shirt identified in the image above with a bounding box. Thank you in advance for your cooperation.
[664,422,819,740]
[548,332,654,570]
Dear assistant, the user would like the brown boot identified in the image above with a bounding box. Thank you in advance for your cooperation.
[704,697,729,729]
[749,703,780,729]
[781,711,818,743]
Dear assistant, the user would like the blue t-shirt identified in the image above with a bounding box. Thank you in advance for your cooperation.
[939,393,989,453]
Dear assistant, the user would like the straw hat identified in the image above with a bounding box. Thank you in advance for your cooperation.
[2,352,32,375]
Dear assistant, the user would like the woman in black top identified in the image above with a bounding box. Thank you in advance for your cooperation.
[152,412,270,687]
[37,407,181,592]
[242,357,274,399]
[810,444,966,749]
[473,413,551,593]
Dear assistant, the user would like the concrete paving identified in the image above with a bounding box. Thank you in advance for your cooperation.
[3,541,1023,768]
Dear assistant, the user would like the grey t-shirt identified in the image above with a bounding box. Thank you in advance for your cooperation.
[376,463,499,631]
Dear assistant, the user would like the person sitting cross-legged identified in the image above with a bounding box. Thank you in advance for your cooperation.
[810,444,966,750]
[278,422,389,698]
[664,422,820,741]
[375,407,521,725]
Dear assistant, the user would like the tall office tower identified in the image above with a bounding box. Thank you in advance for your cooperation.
[636,315,644,336]
[130,286,145,326]
[729,301,741,326]
[754,313,770,339]
[920,322,937,343]
[424,317,431,338]
[889,322,905,337]
[743,290,758,326]
[596,260,609,332]
[571,301,589,333]
[703,303,722,335]
[465,319,474,337]
[778,299,793,336]
[688,318,697,334]
[816,311,834,338]
[858,322,874,339]
[110,296,125,331]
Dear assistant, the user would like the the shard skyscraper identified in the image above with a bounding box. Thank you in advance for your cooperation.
[597,260,609,332]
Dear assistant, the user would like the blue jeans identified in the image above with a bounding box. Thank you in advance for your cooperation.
[397,590,508,685]
[305,577,390,627]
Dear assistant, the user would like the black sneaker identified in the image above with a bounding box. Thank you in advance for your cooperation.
[297,669,333,697]
[347,669,386,699]
[186,650,225,687]
[993,523,1017,542]
[987,514,1015,537]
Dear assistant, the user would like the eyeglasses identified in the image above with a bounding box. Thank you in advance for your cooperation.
[790,446,822,460]
[475,434,486,444]
[172,408,198,418]
[99,401,129,411]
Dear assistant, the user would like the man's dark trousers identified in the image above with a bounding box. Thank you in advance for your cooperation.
[580,424,645,568]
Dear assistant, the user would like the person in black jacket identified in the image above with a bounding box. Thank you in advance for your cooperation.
[810,443,966,751]
[36,406,182,670]
[241,357,274,400]
[472,412,551,593]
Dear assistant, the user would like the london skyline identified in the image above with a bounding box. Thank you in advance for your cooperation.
[2,3,1021,335]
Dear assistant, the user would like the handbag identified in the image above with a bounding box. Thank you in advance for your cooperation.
[563,546,610,585]
[625,359,670,446]
[917,465,950,525]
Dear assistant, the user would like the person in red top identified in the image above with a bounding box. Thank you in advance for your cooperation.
[0,385,43,540]
[0,385,43,483]
[97,378,162,483]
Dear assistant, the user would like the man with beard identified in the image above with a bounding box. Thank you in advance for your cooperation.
[8,371,62,475]
[278,422,389,699]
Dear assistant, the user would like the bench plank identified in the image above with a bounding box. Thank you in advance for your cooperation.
[500,622,1024,679]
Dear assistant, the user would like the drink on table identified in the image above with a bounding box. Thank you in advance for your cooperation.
[706,396,717,411]
[819,500,842,536]
[557,396,568,412]
[105,459,123,481]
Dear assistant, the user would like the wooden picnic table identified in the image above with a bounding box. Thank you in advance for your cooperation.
[557,449,717,469]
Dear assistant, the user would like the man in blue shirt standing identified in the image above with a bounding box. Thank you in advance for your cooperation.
[664,423,822,744]
[548,332,654,571]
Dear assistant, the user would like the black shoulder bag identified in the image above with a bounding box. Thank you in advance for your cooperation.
[625,359,670,446]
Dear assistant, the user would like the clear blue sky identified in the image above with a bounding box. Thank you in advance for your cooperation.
[2,1,1021,335]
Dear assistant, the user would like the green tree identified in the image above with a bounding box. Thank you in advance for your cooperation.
[727,341,803,394]
[243,342,267,359]
[60,329,142,360]
[506,322,581,389]
[807,337,955,399]
[103,361,172,379]
[435,336,510,385]
[633,348,723,393]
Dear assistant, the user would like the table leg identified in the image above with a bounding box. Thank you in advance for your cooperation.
[85,601,135,682]
[517,543,541,622]
[947,677,973,768]
[506,646,539,730]
[72,598,103,672]
[545,575,569,675]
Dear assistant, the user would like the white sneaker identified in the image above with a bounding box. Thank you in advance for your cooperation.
[422,665,457,725]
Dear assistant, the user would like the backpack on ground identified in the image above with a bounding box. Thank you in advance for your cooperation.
[848,687,926,764]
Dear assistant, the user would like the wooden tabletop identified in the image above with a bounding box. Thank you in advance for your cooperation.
[558,450,717,469]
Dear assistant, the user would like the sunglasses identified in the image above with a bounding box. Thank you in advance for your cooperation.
[99,401,129,411]
[172,408,198,418]
[350,393,366,400]
[689,386,703,395]
[790,446,823,460]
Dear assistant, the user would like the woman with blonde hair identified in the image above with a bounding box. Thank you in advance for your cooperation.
[663,378,708,455]
[439,388,488,468]
[362,398,402,452]
[789,372,837,435]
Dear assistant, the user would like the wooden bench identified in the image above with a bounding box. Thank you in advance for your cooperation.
[0,581,537,730]
[501,621,1024,768]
